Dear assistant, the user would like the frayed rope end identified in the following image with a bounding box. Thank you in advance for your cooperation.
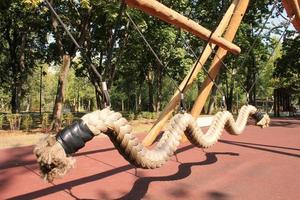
[256,114,271,128]
[33,135,75,182]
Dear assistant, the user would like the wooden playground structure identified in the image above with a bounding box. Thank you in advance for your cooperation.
[125,0,300,146]
[34,0,300,182]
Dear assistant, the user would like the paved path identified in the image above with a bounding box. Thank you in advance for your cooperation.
[1,118,300,200]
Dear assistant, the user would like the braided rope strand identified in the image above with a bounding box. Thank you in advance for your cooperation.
[81,105,268,168]
[34,104,270,182]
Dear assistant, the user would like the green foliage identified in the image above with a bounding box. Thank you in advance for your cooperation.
[24,64,58,112]
[65,69,96,112]
[22,0,42,8]
[0,0,49,113]
[22,114,33,131]
[80,0,90,9]
[139,112,157,119]
[0,0,295,116]
[274,32,300,90]
[63,112,74,126]
[274,31,300,105]
[42,113,49,132]
[0,88,10,111]
[6,114,21,130]
[121,112,135,121]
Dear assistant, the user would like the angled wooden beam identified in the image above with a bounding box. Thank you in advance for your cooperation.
[190,0,250,118]
[125,0,241,55]
[291,0,300,20]
[142,0,239,147]
[282,0,300,31]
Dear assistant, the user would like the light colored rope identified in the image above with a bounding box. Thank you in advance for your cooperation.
[81,105,269,168]
[34,104,270,182]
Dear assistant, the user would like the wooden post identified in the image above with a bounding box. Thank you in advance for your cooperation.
[125,0,241,55]
[190,0,249,118]
[142,0,239,146]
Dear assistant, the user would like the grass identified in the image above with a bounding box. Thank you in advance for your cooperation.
[0,118,156,149]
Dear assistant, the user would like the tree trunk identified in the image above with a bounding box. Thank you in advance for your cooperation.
[8,30,26,114]
[156,67,163,112]
[137,85,142,112]
[105,2,126,89]
[121,99,125,112]
[11,83,20,113]
[95,88,102,109]
[52,55,71,132]
[147,72,155,112]
[226,78,234,112]
[207,84,218,114]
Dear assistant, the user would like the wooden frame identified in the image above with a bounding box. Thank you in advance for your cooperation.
[124,0,299,146]
[141,0,242,146]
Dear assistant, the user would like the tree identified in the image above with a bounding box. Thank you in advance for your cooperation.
[0,0,48,113]
[44,0,97,131]
[274,31,300,95]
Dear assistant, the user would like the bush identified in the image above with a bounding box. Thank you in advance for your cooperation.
[127,112,135,120]
[121,112,135,120]
[6,114,21,131]
[22,114,33,132]
[141,112,157,119]
[63,112,74,126]
[42,113,49,132]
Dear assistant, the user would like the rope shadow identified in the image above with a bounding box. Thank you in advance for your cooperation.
[219,140,300,158]
[220,140,300,151]
[116,152,239,200]
[0,147,116,171]
[7,164,134,200]
[270,119,300,128]
[75,147,116,157]
[6,145,196,200]
[0,147,35,170]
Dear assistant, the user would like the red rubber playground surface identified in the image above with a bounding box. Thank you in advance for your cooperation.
[1,118,300,200]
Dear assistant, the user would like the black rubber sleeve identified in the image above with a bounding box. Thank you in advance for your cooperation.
[252,111,265,123]
[56,119,94,154]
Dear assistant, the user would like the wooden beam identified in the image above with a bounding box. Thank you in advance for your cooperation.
[282,0,300,31]
[142,0,239,147]
[125,0,241,55]
[291,0,300,31]
[291,0,300,20]
[190,0,249,118]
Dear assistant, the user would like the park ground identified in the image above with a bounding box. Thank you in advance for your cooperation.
[0,117,300,200]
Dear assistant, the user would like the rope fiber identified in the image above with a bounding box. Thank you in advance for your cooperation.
[34,105,270,182]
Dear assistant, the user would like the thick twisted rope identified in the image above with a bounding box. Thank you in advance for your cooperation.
[34,105,270,182]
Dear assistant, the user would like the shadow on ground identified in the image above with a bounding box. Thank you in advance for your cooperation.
[270,118,300,128]
[6,143,238,200]
[219,140,300,158]
[116,151,238,200]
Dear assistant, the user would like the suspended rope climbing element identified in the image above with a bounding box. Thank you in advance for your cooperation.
[142,0,248,146]
[34,105,270,182]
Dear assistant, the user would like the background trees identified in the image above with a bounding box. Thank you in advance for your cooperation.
[274,31,300,105]
[0,0,299,123]
[0,0,48,113]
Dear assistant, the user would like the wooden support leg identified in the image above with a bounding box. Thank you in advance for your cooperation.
[190,0,250,119]
[142,0,240,146]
